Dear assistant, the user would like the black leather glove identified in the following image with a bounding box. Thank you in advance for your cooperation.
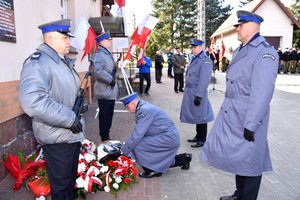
[244,128,255,142]
[194,96,201,106]
[70,117,83,134]
[80,105,88,114]
[110,79,116,87]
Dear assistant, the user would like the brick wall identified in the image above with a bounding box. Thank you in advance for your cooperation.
[0,73,91,181]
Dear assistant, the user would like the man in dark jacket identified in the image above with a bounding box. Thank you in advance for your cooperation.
[154,50,164,83]
[172,46,186,93]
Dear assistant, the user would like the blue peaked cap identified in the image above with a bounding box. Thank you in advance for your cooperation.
[119,92,138,106]
[38,19,74,37]
[234,10,264,27]
[96,31,111,43]
[190,38,204,46]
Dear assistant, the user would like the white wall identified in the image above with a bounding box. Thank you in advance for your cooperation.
[256,0,294,49]
[0,0,100,82]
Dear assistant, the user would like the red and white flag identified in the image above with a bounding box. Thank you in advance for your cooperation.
[137,40,148,67]
[115,0,125,7]
[71,17,97,61]
[209,37,216,52]
[124,15,159,60]
[220,39,226,60]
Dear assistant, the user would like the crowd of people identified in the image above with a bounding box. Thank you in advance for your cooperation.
[277,47,300,74]
[18,10,282,200]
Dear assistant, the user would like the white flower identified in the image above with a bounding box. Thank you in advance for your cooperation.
[84,153,96,162]
[76,176,86,188]
[115,176,122,183]
[104,186,110,192]
[77,163,86,173]
[113,183,119,189]
[100,165,109,173]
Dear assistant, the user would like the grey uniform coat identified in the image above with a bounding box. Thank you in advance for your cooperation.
[200,35,278,176]
[180,51,214,124]
[92,46,118,100]
[121,100,180,173]
[19,43,85,145]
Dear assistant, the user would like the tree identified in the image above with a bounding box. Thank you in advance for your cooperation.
[206,0,232,45]
[238,0,253,7]
[290,0,300,47]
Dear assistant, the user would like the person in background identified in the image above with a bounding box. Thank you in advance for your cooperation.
[172,46,186,93]
[180,39,214,148]
[154,50,164,83]
[91,31,118,142]
[138,52,152,96]
[120,92,192,178]
[277,47,283,73]
[19,19,85,199]
[200,10,278,200]
[167,46,174,78]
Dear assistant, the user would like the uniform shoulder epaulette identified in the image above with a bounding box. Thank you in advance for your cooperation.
[262,41,271,47]
[30,52,41,60]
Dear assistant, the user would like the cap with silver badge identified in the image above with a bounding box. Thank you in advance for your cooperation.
[96,31,112,43]
[234,10,264,27]
[190,39,204,46]
[38,19,74,37]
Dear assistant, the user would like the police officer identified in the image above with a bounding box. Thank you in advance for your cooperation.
[120,92,192,178]
[200,10,278,200]
[19,19,85,200]
[180,39,214,148]
[91,31,118,141]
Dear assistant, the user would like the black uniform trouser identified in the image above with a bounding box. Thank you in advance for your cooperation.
[174,73,184,91]
[98,99,115,141]
[168,64,173,77]
[195,123,207,142]
[155,67,162,82]
[233,175,262,200]
[43,142,81,200]
[139,73,151,94]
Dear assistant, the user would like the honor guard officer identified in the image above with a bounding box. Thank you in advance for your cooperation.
[120,92,192,178]
[180,39,214,148]
[19,19,85,200]
[91,31,119,142]
[200,10,278,200]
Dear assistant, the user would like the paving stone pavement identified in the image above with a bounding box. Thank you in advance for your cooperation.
[0,69,299,200]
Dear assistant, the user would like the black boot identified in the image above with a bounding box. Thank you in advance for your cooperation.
[181,153,192,170]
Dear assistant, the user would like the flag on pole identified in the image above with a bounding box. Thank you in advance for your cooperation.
[210,37,215,52]
[71,16,97,61]
[124,15,159,61]
[220,39,226,59]
[137,40,148,67]
[115,0,125,7]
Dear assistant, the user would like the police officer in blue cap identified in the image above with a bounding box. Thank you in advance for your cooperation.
[180,38,214,148]
[119,92,192,178]
[201,10,279,200]
[91,31,119,142]
[19,19,84,199]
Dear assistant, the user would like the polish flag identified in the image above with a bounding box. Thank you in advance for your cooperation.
[115,0,125,7]
[124,15,159,60]
[71,17,97,61]
[209,37,216,52]
[220,39,226,59]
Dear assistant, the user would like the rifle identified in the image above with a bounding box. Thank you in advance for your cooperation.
[73,60,94,119]
[110,53,121,85]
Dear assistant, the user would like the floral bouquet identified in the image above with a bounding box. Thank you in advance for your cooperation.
[3,148,47,190]
[27,166,50,197]
[73,139,138,199]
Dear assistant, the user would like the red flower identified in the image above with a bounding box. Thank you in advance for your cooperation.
[124,177,131,184]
